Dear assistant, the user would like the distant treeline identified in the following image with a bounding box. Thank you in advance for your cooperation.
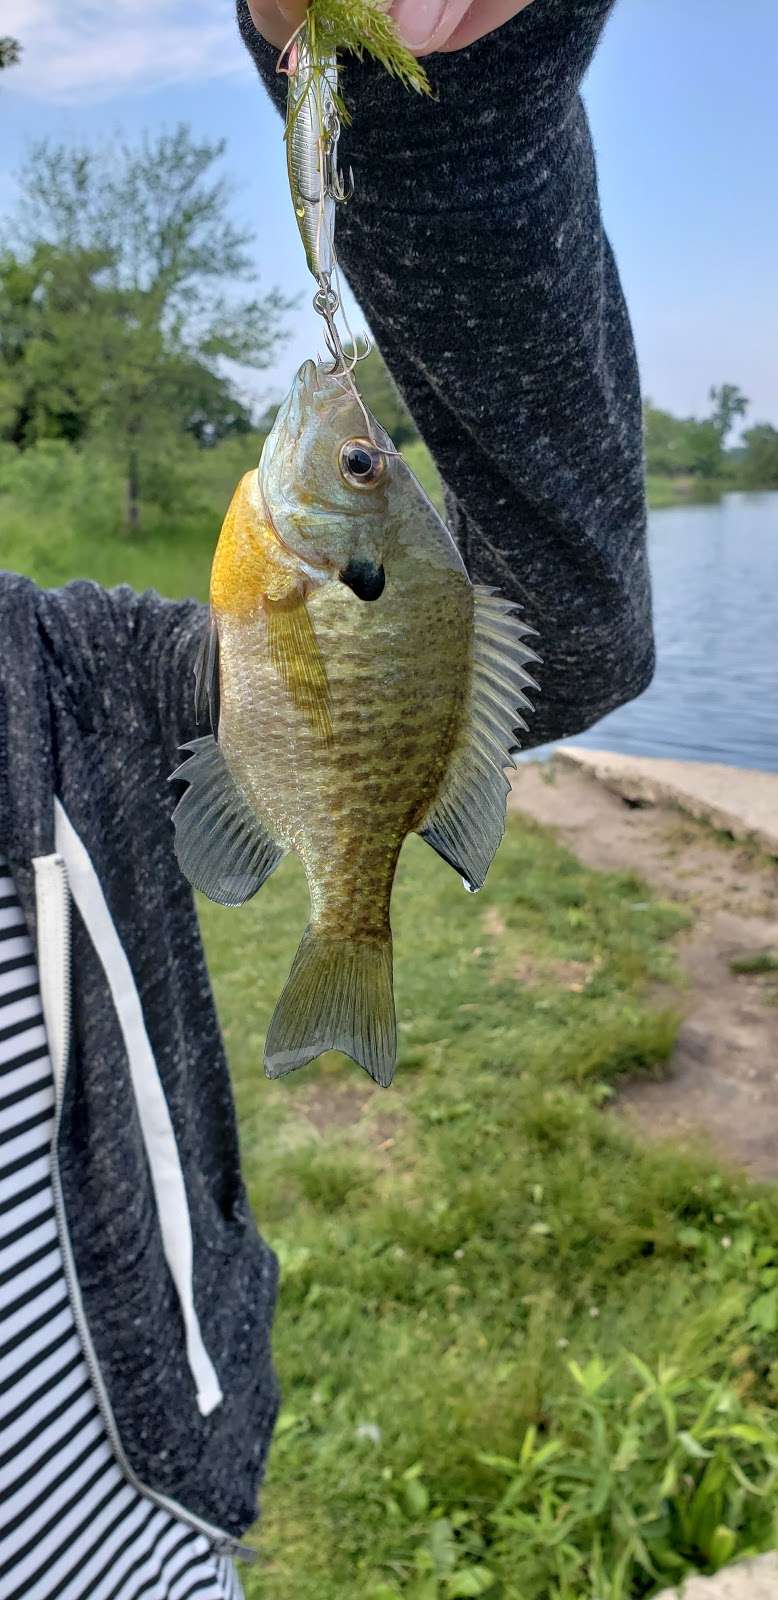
[1,126,775,544]
[644,386,778,490]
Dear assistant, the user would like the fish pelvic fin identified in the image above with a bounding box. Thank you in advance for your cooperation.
[265,926,396,1086]
[169,735,284,905]
[266,595,333,744]
[418,586,540,892]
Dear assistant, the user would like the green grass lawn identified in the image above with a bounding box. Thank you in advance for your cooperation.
[205,835,778,1600]
[3,458,778,1597]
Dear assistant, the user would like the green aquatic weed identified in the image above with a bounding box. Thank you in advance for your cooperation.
[307,0,431,115]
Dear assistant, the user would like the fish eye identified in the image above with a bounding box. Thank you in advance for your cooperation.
[339,438,386,489]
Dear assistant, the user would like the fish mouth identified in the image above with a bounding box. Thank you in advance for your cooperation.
[340,558,385,602]
[272,359,350,450]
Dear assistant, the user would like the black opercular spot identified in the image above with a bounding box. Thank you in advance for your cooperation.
[340,559,386,602]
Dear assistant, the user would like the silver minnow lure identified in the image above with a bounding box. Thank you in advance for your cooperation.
[284,29,343,286]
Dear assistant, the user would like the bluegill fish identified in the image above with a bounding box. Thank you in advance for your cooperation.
[171,361,538,1085]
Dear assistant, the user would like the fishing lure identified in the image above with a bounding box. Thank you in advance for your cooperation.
[282,29,350,288]
[279,21,355,375]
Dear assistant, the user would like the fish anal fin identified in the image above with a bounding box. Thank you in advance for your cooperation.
[266,594,333,743]
[418,585,539,891]
[169,736,284,906]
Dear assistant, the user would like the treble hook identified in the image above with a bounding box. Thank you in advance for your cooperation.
[330,163,354,203]
[319,102,353,205]
[312,280,347,369]
[296,158,352,207]
[310,278,383,445]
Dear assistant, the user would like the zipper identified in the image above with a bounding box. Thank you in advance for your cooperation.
[33,852,257,1566]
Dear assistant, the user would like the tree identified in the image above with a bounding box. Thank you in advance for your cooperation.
[740,424,778,489]
[708,384,749,447]
[7,128,291,531]
[0,38,21,71]
[0,244,113,446]
[643,402,693,477]
[644,385,751,484]
[682,418,723,481]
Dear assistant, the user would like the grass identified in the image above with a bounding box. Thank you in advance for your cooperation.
[730,951,778,977]
[201,833,778,1600]
[4,453,778,1597]
[644,474,733,509]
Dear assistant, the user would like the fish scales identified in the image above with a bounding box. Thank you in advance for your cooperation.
[171,360,537,1084]
[218,528,472,943]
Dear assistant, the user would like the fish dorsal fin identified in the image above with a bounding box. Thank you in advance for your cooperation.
[418,586,539,892]
[194,611,220,734]
[169,736,284,906]
[266,594,333,743]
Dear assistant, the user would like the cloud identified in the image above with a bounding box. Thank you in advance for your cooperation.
[3,0,248,103]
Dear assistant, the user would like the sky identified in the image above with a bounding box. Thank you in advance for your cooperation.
[2,0,777,426]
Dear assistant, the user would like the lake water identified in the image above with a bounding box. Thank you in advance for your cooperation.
[541,491,778,773]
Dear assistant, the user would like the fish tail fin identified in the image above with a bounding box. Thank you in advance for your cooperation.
[265,925,396,1087]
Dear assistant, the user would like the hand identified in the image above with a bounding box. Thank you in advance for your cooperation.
[247,0,536,56]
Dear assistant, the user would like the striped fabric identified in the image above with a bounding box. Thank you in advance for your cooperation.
[0,862,244,1600]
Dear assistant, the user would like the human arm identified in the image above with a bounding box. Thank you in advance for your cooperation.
[119,589,208,769]
[35,580,207,773]
[237,0,653,746]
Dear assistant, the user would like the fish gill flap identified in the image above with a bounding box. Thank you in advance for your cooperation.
[418,587,540,893]
[169,736,284,906]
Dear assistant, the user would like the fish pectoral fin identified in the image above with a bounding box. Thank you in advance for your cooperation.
[169,735,284,906]
[265,927,396,1086]
[266,595,333,743]
[418,585,540,893]
[194,610,220,734]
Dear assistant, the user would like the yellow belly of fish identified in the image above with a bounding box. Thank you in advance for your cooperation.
[217,560,472,940]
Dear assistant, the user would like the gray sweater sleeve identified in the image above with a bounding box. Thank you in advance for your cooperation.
[37,581,207,772]
[237,0,653,746]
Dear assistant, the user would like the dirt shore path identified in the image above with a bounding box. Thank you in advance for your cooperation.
[509,762,778,1181]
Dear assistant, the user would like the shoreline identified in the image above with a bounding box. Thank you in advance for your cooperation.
[645,475,777,508]
[509,754,778,1181]
[554,747,778,856]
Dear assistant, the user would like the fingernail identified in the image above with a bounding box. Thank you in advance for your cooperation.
[391,0,447,51]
